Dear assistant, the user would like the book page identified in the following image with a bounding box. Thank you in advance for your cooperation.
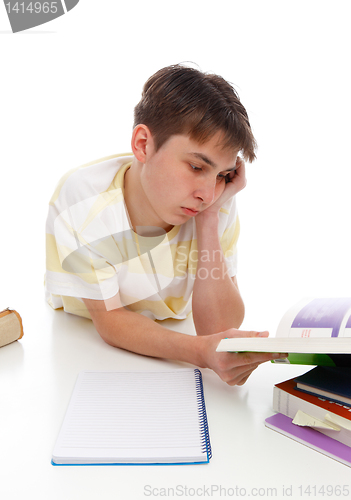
[344,314,351,337]
[277,298,351,338]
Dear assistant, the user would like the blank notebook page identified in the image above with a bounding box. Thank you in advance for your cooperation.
[52,369,211,465]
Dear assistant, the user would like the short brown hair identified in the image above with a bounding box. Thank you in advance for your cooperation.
[133,64,257,162]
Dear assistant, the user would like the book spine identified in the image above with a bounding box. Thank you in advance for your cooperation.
[194,369,212,460]
[273,386,351,447]
[296,387,351,408]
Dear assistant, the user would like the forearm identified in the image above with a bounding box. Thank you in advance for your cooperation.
[87,303,205,367]
[83,299,280,387]
[192,212,245,335]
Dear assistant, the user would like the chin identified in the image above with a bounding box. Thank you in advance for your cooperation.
[163,213,189,228]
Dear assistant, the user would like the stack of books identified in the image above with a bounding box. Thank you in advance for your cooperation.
[266,366,351,467]
[216,297,351,467]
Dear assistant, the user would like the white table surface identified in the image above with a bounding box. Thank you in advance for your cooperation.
[1,302,350,500]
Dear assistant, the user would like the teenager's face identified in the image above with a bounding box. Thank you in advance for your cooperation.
[139,133,239,229]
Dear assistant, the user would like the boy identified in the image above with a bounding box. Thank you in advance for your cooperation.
[45,64,285,385]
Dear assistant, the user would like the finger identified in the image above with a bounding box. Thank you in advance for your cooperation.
[223,328,269,339]
[235,156,245,169]
[224,158,246,189]
[234,157,246,179]
[218,350,287,369]
[225,170,235,184]
[236,369,257,386]
[236,351,288,365]
[224,362,259,386]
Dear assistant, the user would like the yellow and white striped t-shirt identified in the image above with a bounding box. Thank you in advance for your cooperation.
[45,154,240,320]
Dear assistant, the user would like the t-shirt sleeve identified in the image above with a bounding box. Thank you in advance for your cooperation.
[219,196,240,278]
[45,173,121,301]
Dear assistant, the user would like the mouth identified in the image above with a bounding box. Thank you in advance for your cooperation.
[181,207,200,216]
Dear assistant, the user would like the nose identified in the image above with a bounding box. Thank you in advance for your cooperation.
[194,177,217,205]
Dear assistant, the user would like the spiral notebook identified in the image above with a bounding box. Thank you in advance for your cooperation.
[52,369,212,465]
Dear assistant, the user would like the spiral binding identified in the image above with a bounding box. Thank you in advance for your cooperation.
[194,368,212,460]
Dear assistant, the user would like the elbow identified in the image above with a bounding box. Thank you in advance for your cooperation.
[99,330,116,347]
[90,313,120,348]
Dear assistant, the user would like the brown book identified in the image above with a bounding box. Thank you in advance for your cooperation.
[0,308,24,348]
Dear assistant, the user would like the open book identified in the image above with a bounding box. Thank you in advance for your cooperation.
[216,298,351,366]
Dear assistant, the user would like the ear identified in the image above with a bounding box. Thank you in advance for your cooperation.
[131,124,154,163]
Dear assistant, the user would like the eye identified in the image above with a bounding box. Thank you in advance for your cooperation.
[190,164,202,172]
[216,173,226,182]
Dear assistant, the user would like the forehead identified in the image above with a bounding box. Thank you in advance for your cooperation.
[164,133,239,170]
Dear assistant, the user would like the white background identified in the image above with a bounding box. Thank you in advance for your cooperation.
[1,1,351,498]
[1,0,351,331]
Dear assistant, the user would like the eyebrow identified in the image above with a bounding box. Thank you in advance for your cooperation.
[189,152,237,172]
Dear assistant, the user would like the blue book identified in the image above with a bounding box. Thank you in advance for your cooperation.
[295,366,351,406]
[52,369,211,465]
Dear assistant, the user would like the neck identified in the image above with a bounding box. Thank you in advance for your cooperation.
[124,158,174,234]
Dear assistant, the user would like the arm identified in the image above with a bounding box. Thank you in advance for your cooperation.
[192,210,245,334]
[192,157,246,335]
[83,294,285,386]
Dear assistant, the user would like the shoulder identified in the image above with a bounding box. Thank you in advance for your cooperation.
[48,153,133,209]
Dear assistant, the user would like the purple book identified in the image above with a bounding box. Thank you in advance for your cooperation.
[265,413,351,468]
